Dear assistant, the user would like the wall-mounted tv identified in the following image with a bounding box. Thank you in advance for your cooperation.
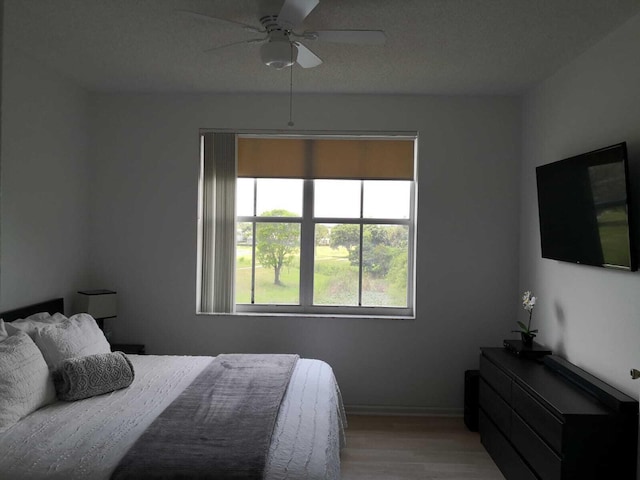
[536,142,637,271]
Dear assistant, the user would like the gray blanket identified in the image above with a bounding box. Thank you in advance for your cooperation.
[111,353,299,480]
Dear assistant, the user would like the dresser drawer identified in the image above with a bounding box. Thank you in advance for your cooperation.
[479,411,538,480]
[479,379,511,438]
[512,412,562,480]
[480,354,512,403]
[512,380,564,454]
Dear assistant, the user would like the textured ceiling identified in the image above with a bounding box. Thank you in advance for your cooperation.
[5,0,640,95]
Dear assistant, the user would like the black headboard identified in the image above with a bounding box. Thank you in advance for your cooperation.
[0,298,64,322]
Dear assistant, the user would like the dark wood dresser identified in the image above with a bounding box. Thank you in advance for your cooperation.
[479,347,638,480]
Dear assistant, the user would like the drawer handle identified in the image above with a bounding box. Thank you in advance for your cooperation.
[630,368,640,380]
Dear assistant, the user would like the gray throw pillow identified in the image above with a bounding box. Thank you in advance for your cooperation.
[53,351,135,401]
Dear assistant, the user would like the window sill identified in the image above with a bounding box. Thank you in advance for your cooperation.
[196,311,415,321]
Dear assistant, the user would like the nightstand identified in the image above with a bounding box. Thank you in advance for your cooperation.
[111,343,146,355]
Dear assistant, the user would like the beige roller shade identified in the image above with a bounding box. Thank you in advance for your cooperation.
[237,137,415,180]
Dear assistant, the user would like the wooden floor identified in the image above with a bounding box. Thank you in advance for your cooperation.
[341,415,505,480]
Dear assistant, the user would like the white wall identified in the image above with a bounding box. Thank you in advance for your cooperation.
[1,0,637,415]
[88,93,521,410]
[0,46,90,312]
[521,12,640,397]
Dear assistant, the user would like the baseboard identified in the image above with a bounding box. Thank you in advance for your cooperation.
[345,404,463,417]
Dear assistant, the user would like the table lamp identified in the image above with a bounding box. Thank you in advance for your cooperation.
[77,289,117,330]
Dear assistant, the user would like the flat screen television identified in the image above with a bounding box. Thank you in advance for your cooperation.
[536,142,637,271]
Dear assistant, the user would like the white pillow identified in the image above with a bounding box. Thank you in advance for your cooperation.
[0,319,8,342]
[24,312,53,322]
[33,314,111,370]
[5,312,66,337]
[50,312,68,322]
[0,333,57,432]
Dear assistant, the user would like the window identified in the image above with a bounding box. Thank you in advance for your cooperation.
[198,133,417,318]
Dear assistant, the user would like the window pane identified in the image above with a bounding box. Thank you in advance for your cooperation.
[256,179,303,217]
[253,222,300,304]
[363,181,411,219]
[236,178,256,216]
[235,222,254,304]
[361,225,409,307]
[313,223,359,306]
[314,180,361,218]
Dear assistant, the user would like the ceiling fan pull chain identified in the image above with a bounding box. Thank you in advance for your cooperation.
[288,43,295,127]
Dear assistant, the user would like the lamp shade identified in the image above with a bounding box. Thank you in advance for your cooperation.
[78,290,117,319]
[260,40,297,69]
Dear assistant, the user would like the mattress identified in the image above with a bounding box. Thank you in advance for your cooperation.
[0,355,346,479]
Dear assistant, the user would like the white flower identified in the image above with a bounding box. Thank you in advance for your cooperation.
[518,290,538,334]
[522,291,537,312]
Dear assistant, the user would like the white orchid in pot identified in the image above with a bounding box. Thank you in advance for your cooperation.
[513,291,538,346]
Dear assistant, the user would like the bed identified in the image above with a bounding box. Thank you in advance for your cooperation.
[0,298,346,479]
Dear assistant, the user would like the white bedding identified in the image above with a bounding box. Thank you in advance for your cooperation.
[0,355,346,480]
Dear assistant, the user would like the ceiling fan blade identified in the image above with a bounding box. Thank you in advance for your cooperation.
[203,37,267,53]
[175,10,264,34]
[277,0,319,30]
[294,42,322,68]
[306,30,386,45]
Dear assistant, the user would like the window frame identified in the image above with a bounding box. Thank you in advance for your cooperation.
[236,178,415,317]
[198,130,418,319]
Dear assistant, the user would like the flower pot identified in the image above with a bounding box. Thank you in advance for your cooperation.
[521,332,535,347]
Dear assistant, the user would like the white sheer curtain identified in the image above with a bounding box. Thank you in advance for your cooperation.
[199,132,236,313]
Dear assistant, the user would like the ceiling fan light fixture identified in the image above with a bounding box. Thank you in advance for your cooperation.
[260,40,297,69]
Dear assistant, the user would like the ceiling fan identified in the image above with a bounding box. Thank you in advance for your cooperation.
[178,0,386,70]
